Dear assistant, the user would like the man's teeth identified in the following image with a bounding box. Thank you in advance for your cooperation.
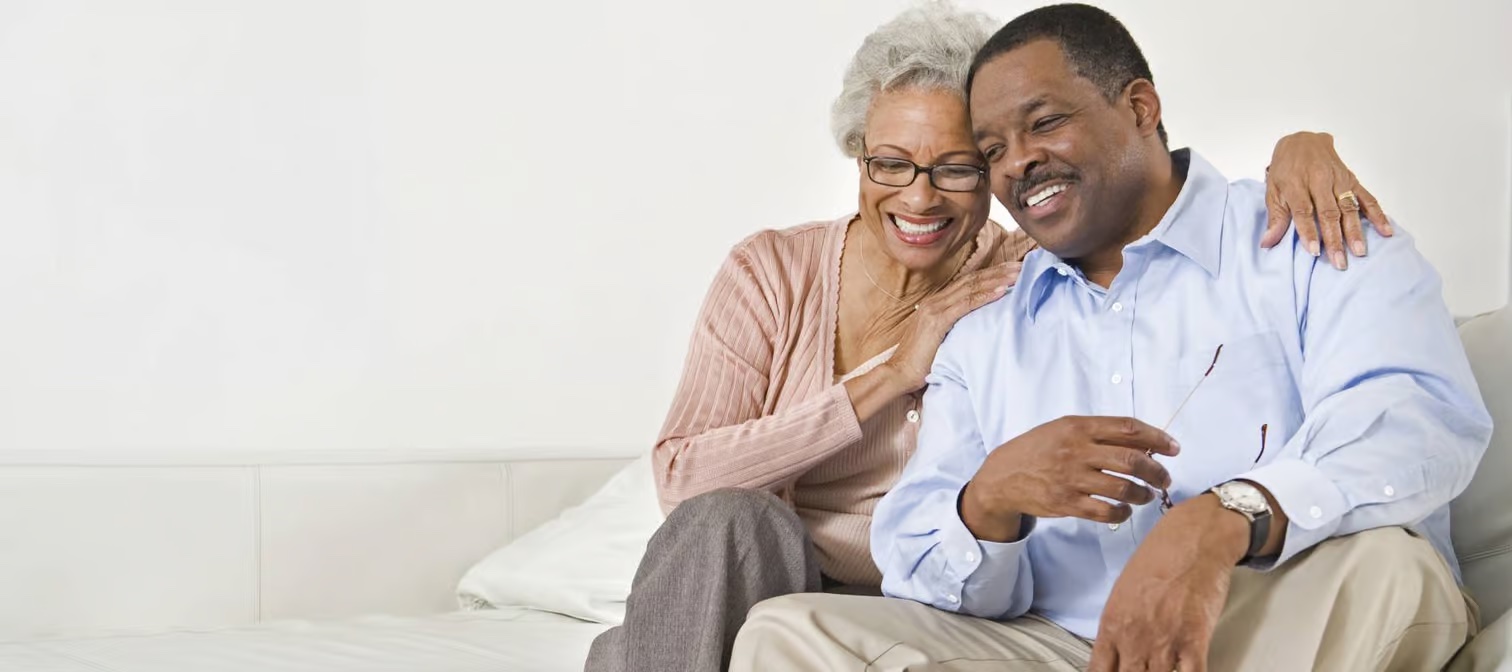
[890,215,950,235]
[1026,183,1069,207]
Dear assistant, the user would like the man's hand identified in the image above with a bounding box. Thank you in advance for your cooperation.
[961,416,1179,542]
[1089,494,1250,672]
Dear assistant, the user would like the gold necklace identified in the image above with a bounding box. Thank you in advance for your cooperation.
[857,225,963,308]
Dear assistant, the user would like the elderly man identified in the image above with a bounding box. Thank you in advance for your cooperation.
[728,4,1490,671]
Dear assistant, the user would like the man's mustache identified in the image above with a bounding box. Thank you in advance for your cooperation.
[1012,166,1081,205]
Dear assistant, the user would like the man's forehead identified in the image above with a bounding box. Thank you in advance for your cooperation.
[978,39,1073,82]
[970,42,1094,123]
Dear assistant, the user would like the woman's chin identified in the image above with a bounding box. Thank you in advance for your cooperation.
[882,240,959,274]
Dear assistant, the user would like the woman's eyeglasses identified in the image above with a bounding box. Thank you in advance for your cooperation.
[862,155,985,193]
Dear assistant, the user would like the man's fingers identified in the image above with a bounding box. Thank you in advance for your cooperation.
[1083,416,1180,456]
[1072,496,1133,524]
[1085,446,1171,490]
[1080,471,1156,506]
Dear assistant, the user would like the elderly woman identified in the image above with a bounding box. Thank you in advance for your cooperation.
[584,4,1391,672]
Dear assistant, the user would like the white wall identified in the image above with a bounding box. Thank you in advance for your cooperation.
[1,0,1508,456]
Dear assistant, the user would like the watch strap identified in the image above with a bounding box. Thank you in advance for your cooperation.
[1242,510,1271,564]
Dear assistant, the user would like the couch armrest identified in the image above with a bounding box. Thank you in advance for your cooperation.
[1447,609,1512,671]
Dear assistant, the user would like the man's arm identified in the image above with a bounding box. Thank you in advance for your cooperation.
[1235,221,1491,566]
[870,325,1035,620]
[1092,220,1491,670]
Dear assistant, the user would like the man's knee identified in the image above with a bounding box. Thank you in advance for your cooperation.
[746,592,829,624]
[1325,527,1450,592]
[733,594,849,668]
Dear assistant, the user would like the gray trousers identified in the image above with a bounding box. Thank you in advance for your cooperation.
[583,488,822,672]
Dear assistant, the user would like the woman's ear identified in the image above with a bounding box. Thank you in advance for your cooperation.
[1125,79,1163,139]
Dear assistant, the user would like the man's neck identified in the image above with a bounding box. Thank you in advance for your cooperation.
[1079,152,1188,288]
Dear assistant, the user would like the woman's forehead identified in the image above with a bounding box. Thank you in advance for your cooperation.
[864,89,976,154]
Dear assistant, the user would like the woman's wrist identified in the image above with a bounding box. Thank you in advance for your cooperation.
[843,362,914,423]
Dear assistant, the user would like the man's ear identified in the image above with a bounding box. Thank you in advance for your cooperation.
[1125,79,1163,140]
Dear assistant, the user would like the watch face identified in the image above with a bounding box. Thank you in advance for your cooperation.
[1220,482,1269,514]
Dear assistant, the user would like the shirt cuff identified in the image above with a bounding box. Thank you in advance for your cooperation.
[936,487,1032,614]
[1237,457,1349,568]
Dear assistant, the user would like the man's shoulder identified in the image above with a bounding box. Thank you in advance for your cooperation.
[938,272,1028,362]
[1223,177,1270,235]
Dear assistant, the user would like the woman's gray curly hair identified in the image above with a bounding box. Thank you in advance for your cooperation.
[830,1,999,158]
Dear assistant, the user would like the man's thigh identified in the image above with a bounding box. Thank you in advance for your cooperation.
[730,593,1093,671]
[1211,527,1471,672]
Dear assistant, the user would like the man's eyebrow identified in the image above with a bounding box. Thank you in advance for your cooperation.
[974,96,1050,141]
[1018,96,1050,118]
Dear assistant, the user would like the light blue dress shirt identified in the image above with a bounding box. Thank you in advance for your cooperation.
[871,150,1492,639]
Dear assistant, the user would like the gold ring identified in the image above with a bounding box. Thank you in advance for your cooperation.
[1336,190,1359,209]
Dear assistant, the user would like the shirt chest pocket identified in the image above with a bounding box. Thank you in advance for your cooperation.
[1159,331,1302,497]
[1168,331,1288,388]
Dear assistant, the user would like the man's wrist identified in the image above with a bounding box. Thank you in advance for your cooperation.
[959,481,1024,543]
[1175,493,1251,565]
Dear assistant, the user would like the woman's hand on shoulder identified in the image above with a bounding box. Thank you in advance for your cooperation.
[1260,131,1391,270]
[880,261,1022,393]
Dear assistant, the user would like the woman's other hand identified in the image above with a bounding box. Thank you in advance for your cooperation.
[1260,131,1391,270]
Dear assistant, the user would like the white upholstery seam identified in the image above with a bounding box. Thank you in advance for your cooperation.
[20,645,116,671]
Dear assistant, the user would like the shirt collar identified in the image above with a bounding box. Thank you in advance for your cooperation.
[1147,149,1227,278]
[1019,149,1229,322]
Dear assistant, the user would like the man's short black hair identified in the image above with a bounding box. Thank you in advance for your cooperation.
[967,3,1167,145]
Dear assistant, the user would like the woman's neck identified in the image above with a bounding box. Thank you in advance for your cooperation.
[856,219,971,302]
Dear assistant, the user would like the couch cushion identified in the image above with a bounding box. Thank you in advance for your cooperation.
[1454,305,1512,625]
[1446,609,1512,672]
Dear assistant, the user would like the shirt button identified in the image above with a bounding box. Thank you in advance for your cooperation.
[1108,523,1120,531]
[964,551,977,563]
[1309,506,1323,519]
[945,594,960,604]
[1111,302,1124,312]
[906,409,920,423]
[1384,485,1395,497]
[1056,266,1069,276]
[1110,373,1123,385]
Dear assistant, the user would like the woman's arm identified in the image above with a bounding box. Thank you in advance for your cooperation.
[1261,131,1391,270]
[651,244,864,513]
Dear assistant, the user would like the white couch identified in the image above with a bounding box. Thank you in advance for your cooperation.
[0,449,635,670]
[0,305,1507,671]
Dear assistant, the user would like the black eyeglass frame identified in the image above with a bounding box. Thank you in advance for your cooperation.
[860,150,987,193]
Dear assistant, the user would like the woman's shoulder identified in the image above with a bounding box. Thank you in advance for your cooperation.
[726,214,850,275]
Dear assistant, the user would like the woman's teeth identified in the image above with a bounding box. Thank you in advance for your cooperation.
[1025,183,1069,208]
[889,215,950,235]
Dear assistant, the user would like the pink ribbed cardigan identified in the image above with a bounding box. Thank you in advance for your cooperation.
[652,214,1034,585]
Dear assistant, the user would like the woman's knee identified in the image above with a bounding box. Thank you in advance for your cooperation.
[670,488,796,528]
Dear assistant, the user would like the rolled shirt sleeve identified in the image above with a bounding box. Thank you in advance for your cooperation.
[871,323,1036,619]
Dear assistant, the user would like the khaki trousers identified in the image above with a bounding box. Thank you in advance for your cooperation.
[729,528,1475,671]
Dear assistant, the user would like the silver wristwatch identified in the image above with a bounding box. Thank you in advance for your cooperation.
[1210,480,1272,564]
